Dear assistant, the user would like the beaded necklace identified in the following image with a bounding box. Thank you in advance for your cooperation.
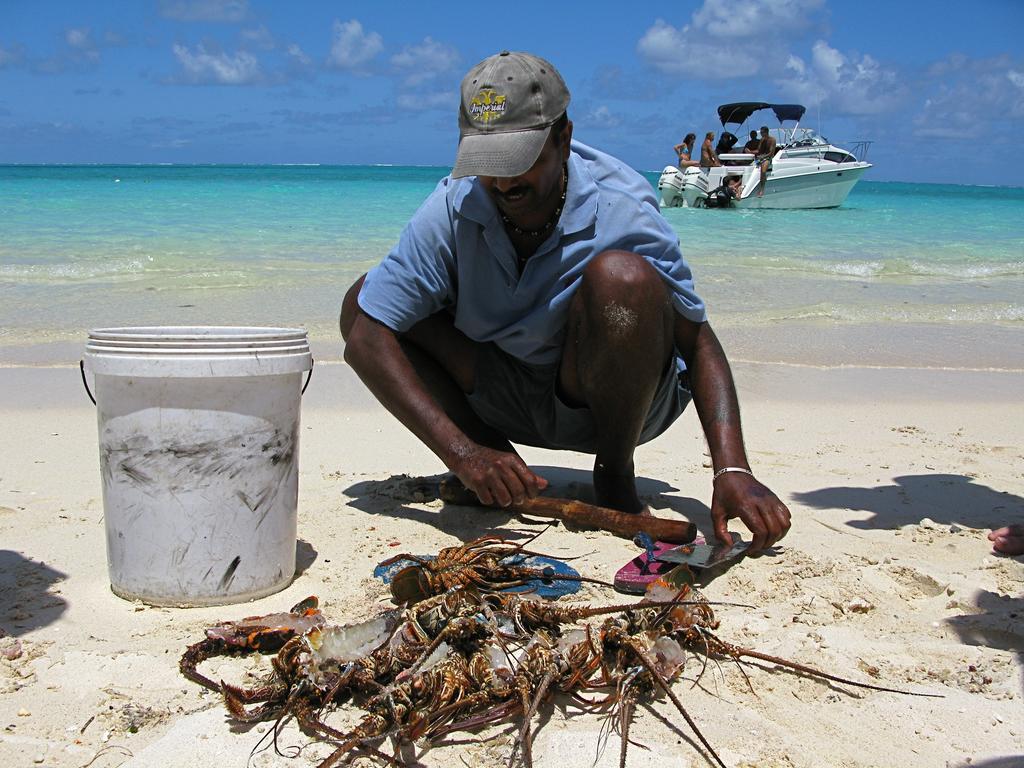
[500,164,568,240]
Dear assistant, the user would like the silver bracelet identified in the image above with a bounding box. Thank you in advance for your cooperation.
[713,466,754,482]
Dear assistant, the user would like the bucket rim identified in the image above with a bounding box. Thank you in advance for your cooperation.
[85,345,311,358]
[87,338,307,349]
[89,326,309,341]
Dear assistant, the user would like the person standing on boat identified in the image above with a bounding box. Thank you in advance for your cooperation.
[755,125,780,198]
[700,131,721,167]
[339,51,791,554]
[674,133,699,168]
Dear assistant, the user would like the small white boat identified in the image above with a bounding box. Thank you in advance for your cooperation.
[658,102,872,210]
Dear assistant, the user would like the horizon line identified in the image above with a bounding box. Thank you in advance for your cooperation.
[0,163,1016,189]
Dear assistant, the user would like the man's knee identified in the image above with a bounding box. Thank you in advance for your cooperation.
[339,274,367,341]
[572,251,671,346]
[579,251,666,306]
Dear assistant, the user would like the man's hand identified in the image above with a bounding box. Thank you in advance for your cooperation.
[450,445,548,508]
[711,472,791,554]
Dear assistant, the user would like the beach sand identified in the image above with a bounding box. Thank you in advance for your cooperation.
[1,356,1022,768]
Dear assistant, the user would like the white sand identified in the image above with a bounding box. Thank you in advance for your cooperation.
[1,361,1021,768]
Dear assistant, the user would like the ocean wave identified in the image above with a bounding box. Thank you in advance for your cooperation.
[819,259,1024,279]
[899,260,1024,278]
[704,254,1024,280]
[722,301,1024,326]
[0,259,151,281]
[764,303,866,323]
[942,304,1024,322]
[820,261,886,278]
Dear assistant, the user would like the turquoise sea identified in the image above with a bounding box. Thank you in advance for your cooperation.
[1,165,1022,368]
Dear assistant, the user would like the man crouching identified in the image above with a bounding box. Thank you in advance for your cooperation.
[340,51,790,554]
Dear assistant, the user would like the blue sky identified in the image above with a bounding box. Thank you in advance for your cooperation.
[1,0,1022,184]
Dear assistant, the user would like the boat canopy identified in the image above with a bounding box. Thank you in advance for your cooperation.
[717,102,806,126]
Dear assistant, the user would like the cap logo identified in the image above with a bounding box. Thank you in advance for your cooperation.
[468,88,507,124]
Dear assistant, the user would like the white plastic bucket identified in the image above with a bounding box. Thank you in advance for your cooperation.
[83,327,313,607]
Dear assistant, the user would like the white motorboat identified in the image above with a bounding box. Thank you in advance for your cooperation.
[657,102,871,210]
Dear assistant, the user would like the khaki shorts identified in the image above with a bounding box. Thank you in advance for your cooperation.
[466,343,690,453]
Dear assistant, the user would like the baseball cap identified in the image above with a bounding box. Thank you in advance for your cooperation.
[451,51,570,179]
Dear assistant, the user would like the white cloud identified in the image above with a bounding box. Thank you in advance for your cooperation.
[62,27,101,63]
[326,20,383,71]
[636,19,761,79]
[160,0,248,23]
[638,4,907,123]
[286,44,312,69]
[240,25,275,50]
[66,28,91,49]
[26,27,108,73]
[778,41,903,115]
[914,54,1024,139]
[396,90,455,110]
[391,37,459,86]
[583,105,622,129]
[150,138,192,149]
[693,0,822,38]
[172,43,261,85]
[0,44,21,68]
[637,0,826,79]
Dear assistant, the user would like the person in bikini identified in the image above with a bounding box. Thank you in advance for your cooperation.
[674,133,698,168]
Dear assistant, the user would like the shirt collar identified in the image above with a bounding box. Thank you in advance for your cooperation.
[452,142,598,237]
[559,148,597,236]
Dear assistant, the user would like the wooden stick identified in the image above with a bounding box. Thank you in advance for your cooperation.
[437,478,697,544]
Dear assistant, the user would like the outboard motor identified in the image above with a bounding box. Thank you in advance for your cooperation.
[657,166,686,208]
[658,166,707,208]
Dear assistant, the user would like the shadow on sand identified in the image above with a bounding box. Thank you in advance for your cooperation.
[0,549,68,637]
[343,465,710,543]
[295,538,318,576]
[952,757,1024,768]
[792,472,1022,533]
[795,473,1023,695]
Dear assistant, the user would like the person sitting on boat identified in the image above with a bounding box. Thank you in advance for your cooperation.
[674,133,699,169]
[704,175,743,208]
[339,50,791,554]
[700,132,721,167]
[755,126,780,198]
[716,132,744,165]
[715,132,738,156]
[743,130,760,154]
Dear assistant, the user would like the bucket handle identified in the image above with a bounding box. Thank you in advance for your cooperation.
[302,359,314,396]
[79,360,97,405]
[79,357,314,405]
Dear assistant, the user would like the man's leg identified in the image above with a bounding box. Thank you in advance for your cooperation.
[340,276,513,452]
[558,251,675,513]
[757,158,769,197]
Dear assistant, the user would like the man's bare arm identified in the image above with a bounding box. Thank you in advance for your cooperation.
[674,316,791,552]
[343,308,546,507]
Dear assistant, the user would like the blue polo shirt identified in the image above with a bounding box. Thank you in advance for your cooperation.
[358,140,706,367]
